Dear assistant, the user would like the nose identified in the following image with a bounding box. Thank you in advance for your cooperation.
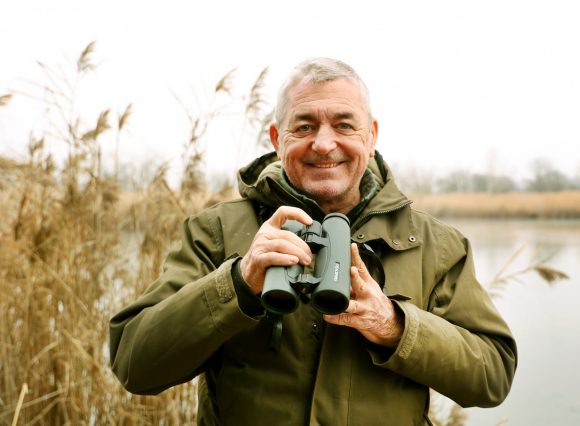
[311,125,337,155]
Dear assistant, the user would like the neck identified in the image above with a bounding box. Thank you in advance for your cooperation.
[316,194,360,215]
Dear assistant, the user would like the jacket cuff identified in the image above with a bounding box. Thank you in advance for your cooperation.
[231,258,265,318]
[200,258,261,335]
[367,299,420,366]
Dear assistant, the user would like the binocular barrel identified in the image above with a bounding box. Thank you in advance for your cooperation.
[261,263,300,315]
[261,213,351,315]
[310,213,351,314]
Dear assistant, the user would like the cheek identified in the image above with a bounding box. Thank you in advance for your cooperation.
[280,138,306,159]
[356,135,375,158]
[344,139,371,161]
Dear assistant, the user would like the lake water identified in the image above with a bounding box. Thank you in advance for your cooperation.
[442,219,580,426]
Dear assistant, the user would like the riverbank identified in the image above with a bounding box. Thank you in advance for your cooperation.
[410,191,580,219]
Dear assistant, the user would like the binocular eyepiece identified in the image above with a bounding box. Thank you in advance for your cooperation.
[261,213,351,315]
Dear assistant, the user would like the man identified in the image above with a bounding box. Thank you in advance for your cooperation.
[110,58,517,425]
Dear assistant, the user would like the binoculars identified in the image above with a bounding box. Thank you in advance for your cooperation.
[261,213,351,315]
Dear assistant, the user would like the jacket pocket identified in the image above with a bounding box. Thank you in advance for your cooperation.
[386,292,412,301]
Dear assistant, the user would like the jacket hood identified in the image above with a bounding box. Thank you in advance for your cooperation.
[237,151,411,222]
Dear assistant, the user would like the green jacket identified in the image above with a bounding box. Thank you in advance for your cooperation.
[110,153,517,426]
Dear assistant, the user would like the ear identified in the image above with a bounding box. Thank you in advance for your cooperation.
[368,119,378,157]
[270,124,281,153]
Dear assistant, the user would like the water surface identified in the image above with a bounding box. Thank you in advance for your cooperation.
[444,219,580,426]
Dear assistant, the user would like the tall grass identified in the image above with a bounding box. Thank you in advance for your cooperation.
[0,42,220,425]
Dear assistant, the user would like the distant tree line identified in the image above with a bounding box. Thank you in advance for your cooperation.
[396,158,580,194]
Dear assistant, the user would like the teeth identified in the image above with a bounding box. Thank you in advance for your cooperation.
[315,163,338,168]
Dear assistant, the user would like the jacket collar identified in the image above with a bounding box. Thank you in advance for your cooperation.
[237,151,420,250]
[237,152,325,219]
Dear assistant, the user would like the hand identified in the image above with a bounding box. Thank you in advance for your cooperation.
[240,206,313,294]
[324,243,403,348]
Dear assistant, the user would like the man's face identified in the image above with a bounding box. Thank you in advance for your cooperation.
[270,78,378,213]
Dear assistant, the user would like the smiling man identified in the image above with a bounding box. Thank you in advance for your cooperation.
[110,58,517,425]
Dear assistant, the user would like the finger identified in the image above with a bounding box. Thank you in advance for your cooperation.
[257,227,312,264]
[323,312,354,327]
[255,251,301,268]
[240,246,303,291]
[278,230,313,263]
[323,306,365,329]
[268,206,313,228]
[350,243,372,282]
[350,265,367,296]
[345,299,360,315]
[262,234,312,265]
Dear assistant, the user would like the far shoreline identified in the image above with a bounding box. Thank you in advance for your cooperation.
[409,191,580,219]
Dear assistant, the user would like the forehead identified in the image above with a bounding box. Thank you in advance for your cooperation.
[285,78,367,121]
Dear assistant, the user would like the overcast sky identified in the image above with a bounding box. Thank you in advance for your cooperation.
[1,0,579,187]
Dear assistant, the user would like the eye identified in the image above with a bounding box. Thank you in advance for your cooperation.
[336,123,355,132]
[296,124,313,132]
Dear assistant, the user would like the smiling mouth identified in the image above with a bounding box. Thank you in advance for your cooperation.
[312,162,340,168]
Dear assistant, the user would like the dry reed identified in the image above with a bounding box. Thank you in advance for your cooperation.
[0,42,210,425]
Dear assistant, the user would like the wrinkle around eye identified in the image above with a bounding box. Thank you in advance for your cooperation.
[336,126,356,135]
[290,131,311,139]
[282,128,308,141]
[336,125,362,137]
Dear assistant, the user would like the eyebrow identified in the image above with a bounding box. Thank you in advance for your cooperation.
[290,111,356,122]
[291,113,317,123]
[332,112,355,121]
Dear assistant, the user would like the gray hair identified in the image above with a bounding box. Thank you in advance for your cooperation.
[275,57,372,126]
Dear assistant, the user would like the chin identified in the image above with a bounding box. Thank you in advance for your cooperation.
[306,186,343,202]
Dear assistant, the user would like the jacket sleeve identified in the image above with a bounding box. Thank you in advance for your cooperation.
[109,209,261,395]
[370,226,517,408]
